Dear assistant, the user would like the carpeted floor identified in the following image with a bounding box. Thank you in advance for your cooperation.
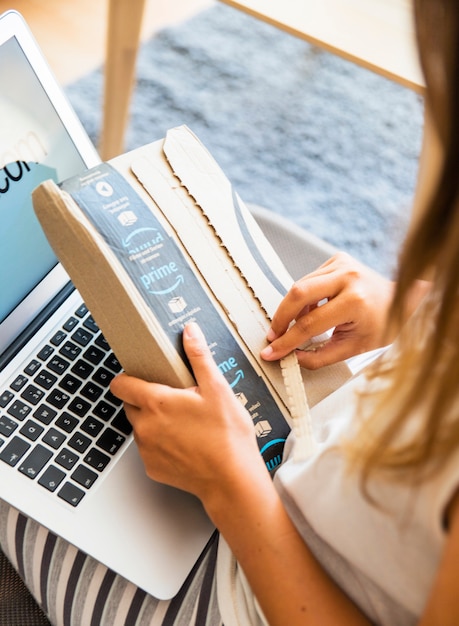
[65,3,424,277]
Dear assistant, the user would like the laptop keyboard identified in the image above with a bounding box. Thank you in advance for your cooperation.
[0,303,132,507]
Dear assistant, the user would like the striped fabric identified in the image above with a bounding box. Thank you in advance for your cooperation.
[0,500,222,626]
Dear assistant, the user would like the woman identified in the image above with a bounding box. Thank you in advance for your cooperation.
[111,0,459,624]
[1,0,455,623]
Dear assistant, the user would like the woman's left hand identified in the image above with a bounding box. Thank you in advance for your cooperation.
[260,252,395,368]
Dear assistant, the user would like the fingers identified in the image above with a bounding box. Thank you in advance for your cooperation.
[261,289,349,361]
[267,258,349,341]
[261,252,395,368]
[181,322,227,393]
[110,372,154,409]
[110,322,226,407]
[294,329,361,369]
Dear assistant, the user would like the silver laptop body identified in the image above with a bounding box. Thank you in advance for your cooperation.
[0,10,213,600]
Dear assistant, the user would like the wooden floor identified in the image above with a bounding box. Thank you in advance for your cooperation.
[0,0,214,85]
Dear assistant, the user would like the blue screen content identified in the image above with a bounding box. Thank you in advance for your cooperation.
[0,36,87,323]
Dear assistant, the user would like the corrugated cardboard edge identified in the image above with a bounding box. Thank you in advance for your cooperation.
[130,127,352,408]
[160,126,353,407]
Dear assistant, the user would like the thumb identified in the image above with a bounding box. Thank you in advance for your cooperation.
[182,322,226,389]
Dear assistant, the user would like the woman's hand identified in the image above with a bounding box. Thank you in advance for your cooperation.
[261,252,395,369]
[110,322,266,510]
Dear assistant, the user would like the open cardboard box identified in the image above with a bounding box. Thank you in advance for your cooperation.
[33,126,349,471]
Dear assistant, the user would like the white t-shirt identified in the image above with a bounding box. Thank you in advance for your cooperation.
[218,357,459,626]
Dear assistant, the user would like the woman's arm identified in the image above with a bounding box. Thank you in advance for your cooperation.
[111,322,459,625]
[205,452,371,626]
[111,322,371,625]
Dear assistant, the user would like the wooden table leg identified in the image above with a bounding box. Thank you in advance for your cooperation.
[100,0,146,160]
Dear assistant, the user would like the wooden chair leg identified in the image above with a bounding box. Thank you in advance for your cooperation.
[100,0,146,160]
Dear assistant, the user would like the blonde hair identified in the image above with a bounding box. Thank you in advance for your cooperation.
[347,0,459,485]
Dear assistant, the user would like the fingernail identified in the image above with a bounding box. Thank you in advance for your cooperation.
[184,321,202,339]
[266,328,277,342]
[260,345,274,360]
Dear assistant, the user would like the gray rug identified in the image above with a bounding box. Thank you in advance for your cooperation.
[65,3,424,277]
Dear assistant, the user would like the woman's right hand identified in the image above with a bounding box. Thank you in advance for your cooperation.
[260,252,395,369]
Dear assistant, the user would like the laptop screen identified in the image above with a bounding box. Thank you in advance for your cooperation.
[0,12,99,356]
[0,35,88,323]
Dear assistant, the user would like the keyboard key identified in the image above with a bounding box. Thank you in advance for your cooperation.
[83,316,99,333]
[95,335,110,352]
[103,354,121,373]
[96,428,126,455]
[58,482,85,507]
[10,374,28,391]
[20,384,45,406]
[37,345,54,361]
[92,367,115,388]
[55,412,78,433]
[38,465,66,492]
[103,390,122,407]
[71,464,98,489]
[33,404,57,426]
[93,400,116,422]
[72,328,93,347]
[50,330,67,346]
[55,448,79,470]
[0,390,14,408]
[19,420,44,442]
[68,432,91,454]
[7,400,32,421]
[0,415,18,437]
[0,436,30,466]
[42,427,66,450]
[18,444,53,479]
[111,410,133,436]
[46,389,70,410]
[59,341,81,361]
[80,382,103,402]
[74,303,88,318]
[84,448,110,472]
[80,416,104,437]
[34,370,58,390]
[24,360,41,376]
[50,356,71,377]
[48,355,70,375]
[83,346,105,365]
[59,374,82,394]
[67,397,91,417]
[71,359,94,380]
[63,317,79,332]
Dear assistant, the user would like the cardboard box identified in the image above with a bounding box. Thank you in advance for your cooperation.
[33,126,349,472]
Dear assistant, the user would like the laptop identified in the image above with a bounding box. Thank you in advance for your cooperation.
[0,10,214,600]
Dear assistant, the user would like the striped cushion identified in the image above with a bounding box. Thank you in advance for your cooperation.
[0,500,222,626]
